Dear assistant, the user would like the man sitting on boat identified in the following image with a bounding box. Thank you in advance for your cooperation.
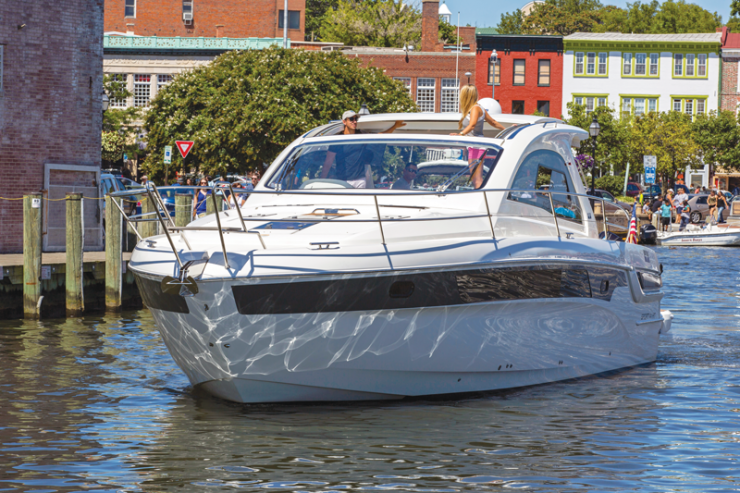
[392,164,418,190]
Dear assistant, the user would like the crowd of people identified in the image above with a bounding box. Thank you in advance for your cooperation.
[642,186,729,232]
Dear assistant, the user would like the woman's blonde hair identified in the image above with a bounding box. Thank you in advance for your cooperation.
[458,85,479,129]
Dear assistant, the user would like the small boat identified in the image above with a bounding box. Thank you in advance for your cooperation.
[114,112,673,404]
[656,223,740,246]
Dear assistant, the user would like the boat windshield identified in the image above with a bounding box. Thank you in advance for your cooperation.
[266,139,502,191]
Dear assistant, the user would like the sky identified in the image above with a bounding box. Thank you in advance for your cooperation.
[442,0,733,28]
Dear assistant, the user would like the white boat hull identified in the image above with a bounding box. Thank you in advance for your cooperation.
[656,229,740,246]
[138,262,667,403]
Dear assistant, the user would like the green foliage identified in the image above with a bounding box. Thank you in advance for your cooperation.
[319,0,421,47]
[692,110,740,173]
[727,16,740,32]
[507,0,720,35]
[496,9,523,34]
[595,174,626,195]
[563,103,632,175]
[630,111,701,179]
[438,20,462,45]
[141,47,417,181]
[305,0,339,41]
[102,74,143,167]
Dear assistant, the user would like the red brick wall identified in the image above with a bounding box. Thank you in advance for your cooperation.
[475,50,563,118]
[459,27,476,52]
[0,0,104,253]
[105,0,305,40]
[354,52,475,113]
[421,0,442,53]
[720,56,740,111]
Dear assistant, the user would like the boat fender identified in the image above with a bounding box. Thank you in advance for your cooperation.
[659,310,673,334]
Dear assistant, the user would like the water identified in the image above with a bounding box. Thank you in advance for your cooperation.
[1,246,739,492]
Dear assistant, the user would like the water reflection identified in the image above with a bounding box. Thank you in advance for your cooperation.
[0,246,739,491]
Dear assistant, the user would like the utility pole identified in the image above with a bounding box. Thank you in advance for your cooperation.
[283,0,288,49]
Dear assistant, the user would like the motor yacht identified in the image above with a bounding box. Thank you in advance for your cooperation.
[116,112,673,404]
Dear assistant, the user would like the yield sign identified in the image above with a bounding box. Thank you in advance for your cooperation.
[175,141,194,159]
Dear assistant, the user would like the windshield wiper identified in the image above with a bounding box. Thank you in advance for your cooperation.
[437,157,482,193]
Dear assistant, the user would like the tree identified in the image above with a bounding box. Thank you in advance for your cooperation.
[305,0,339,41]
[319,0,421,48]
[727,17,740,32]
[141,47,417,181]
[630,111,701,185]
[522,0,604,35]
[496,10,523,35]
[102,74,142,169]
[692,110,740,185]
[563,103,632,177]
[438,19,462,45]
[651,0,721,33]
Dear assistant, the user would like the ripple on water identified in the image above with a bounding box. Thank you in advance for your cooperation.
[0,246,739,491]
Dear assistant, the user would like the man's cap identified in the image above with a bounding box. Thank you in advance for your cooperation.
[342,110,357,121]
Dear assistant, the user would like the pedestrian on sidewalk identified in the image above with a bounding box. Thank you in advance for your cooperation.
[674,188,688,223]
[679,200,691,231]
[660,198,672,232]
[716,192,728,224]
[194,177,211,218]
[707,190,717,224]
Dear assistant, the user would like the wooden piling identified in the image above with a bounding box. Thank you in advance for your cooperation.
[105,196,122,311]
[175,192,193,228]
[23,193,43,319]
[65,193,84,316]
[206,192,223,215]
[140,196,157,238]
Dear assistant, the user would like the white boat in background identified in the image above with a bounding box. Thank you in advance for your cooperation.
[111,112,673,404]
[656,223,740,246]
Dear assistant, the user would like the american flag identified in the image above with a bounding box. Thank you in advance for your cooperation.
[627,203,639,244]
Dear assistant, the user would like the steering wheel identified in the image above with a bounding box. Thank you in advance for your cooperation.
[299,178,355,189]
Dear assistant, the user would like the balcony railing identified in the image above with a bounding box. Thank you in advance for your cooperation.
[103,35,287,51]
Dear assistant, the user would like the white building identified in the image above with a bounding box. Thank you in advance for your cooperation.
[562,32,722,119]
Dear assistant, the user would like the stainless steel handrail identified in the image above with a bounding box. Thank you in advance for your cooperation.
[107,184,618,268]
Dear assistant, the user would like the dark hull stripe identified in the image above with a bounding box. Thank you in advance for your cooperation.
[231,266,628,315]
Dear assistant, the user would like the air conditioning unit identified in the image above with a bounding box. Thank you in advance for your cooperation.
[183,12,193,24]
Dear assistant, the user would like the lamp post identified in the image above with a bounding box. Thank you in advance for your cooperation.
[490,50,497,98]
[102,92,110,113]
[589,115,600,193]
[358,103,370,116]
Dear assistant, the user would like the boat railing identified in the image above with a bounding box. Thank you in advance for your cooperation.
[107,184,625,270]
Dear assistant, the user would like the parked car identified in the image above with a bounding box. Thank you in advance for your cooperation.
[625,182,642,198]
[588,188,632,212]
[644,184,661,199]
[100,173,137,215]
[686,194,733,223]
[159,186,196,217]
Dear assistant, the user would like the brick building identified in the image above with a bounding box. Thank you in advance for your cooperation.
[475,34,563,118]
[105,0,305,41]
[719,27,740,112]
[0,0,105,254]
[300,0,477,114]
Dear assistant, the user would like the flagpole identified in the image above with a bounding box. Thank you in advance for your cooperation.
[456,11,460,110]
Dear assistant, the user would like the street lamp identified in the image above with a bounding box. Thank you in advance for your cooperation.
[358,103,370,116]
[102,92,110,112]
[489,50,497,98]
[589,114,600,192]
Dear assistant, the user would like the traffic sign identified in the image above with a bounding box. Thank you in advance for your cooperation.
[164,146,172,164]
[176,141,194,159]
[643,155,657,184]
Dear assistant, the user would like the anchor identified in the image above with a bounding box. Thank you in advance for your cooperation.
[161,261,199,297]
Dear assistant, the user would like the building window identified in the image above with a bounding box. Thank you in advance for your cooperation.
[635,53,646,75]
[698,54,707,76]
[634,98,645,116]
[512,101,525,114]
[697,99,705,115]
[537,100,550,116]
[648,98,657,112]
[109,74,128,108]
[183,0,193,13]
[393,77,412,96]
[586,52,595,74]
[598,97,607,108]
[673,98,682,112]
[585,97,595,113]
[649,53,659,75]
[575,52,584,75]
[574,96,583,106]
[623,53,632,75]
[674,54,683,76]
[598,53,607,75]
[134,74,151,108]
[685,99,693,116]
[488,58,500,85]
[513,59,525,85]
[441,78,459,113]
[416,78,435,113]
[538,60,550,86]
[278,10,300,29]
[686,54,695,76]
[125,0,135,17]
[157,74,173,93]
[622,98,631,118]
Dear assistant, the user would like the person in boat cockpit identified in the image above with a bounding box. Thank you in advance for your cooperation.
[320,110,405,188]
[392,164,418,190]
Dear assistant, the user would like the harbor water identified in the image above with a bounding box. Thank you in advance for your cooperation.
[1,246,739,492]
